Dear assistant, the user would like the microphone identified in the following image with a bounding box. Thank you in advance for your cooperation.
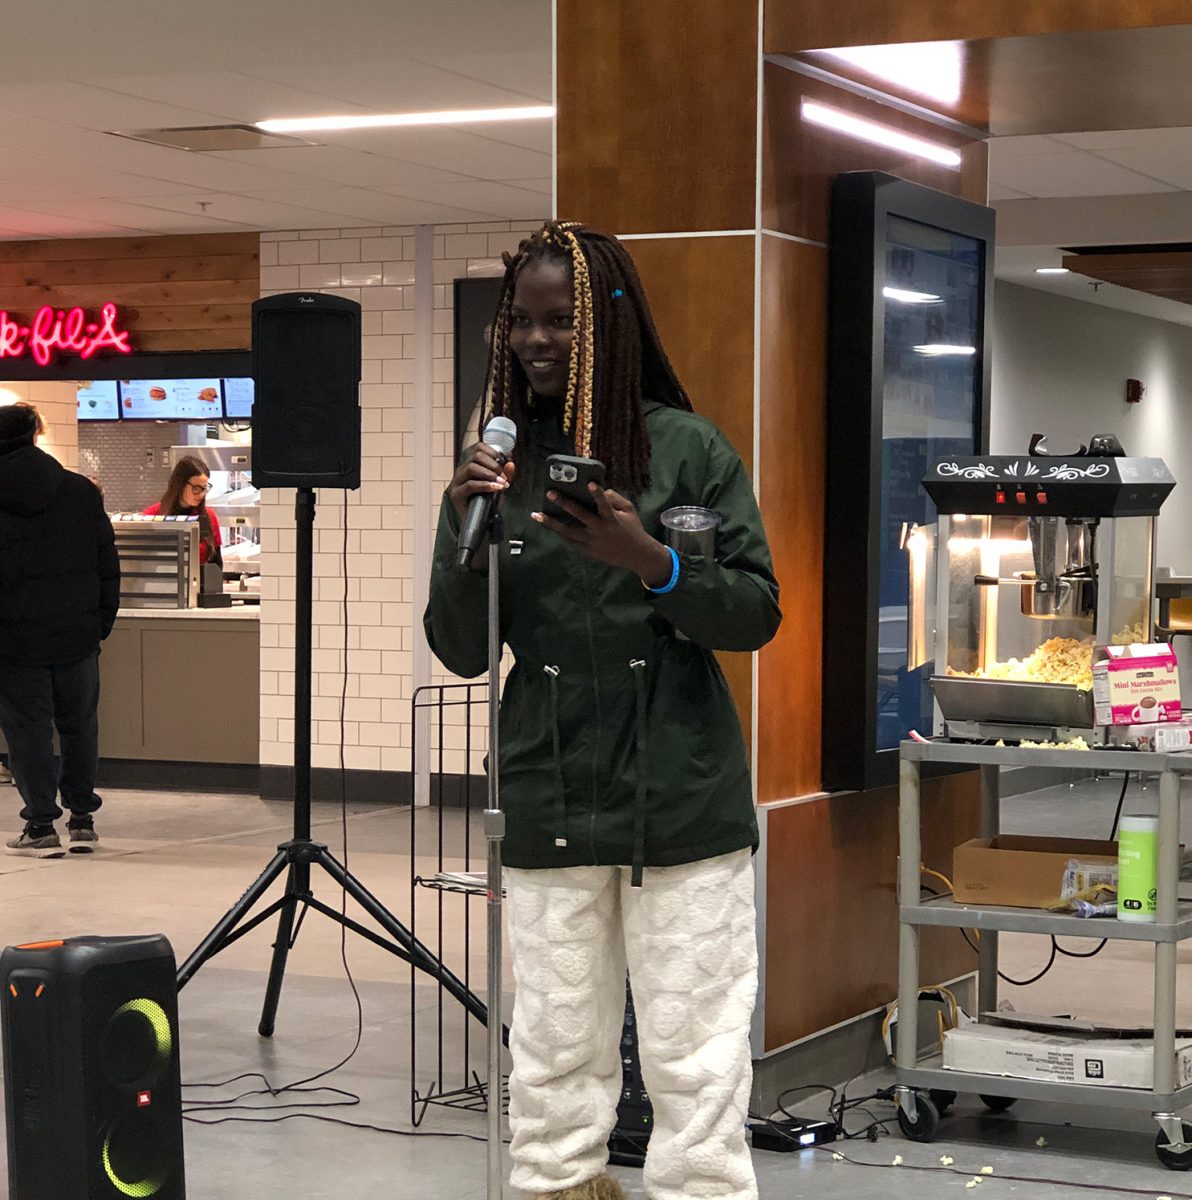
[456,416,517,568]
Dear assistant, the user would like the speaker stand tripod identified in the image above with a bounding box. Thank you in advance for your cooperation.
[177,488,497,1043]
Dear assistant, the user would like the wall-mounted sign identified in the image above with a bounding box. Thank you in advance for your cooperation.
[0,302,133,366]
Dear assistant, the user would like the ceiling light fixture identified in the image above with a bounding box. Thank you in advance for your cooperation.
[821,41,964,106]
[800,100,962,167]
[256,104,555,134]
[913,344,977,356]
[883,286,943,304]
[1035,267,1070,275]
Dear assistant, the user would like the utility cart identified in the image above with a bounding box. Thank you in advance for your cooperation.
[896,739,1192,1169]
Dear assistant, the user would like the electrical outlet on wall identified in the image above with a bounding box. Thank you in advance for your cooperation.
[144,450,153,466]
[161,449,170,467]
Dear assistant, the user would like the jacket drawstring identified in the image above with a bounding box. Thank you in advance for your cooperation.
[630,658,648,887]
[544,665,568,847]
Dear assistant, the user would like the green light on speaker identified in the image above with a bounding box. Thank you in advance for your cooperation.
[114,998,172,1060]
[102,1128,164,1199]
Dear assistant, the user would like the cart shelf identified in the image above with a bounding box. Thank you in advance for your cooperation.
[896,739,1192,1167]
[903,895,1192,941]
[897,1055,1192,1113]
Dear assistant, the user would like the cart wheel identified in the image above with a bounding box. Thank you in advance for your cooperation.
[897,1092,940,1142]
[1156,1124,1192,1171]
[979,1094,1017,1113]
[929,1089,957,1114]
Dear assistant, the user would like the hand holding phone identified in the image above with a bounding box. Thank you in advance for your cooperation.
[543,455,605,527]
[534,455,673,586]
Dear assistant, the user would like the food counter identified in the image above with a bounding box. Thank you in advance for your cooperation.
[97,608,259,769]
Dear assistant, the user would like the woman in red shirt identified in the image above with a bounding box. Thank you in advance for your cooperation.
[144,455,222,566]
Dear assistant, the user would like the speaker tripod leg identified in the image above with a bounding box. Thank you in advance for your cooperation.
[258,864,303,1038]
[178,848,290,989]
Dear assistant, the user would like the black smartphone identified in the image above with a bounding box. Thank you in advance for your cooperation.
[543,454,606,526]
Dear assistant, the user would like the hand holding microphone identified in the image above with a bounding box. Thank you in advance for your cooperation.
[453,416,517,568]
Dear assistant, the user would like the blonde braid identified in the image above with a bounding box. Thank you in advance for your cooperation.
[561,228,596,457]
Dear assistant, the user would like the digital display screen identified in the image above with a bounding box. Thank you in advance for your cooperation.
[119,379,222,421]
[76,380,120,421]
[875,215,982,754]
[223,378,254,420]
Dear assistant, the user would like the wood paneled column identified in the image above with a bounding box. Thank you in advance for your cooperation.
[558,0,762,738]
[557,0,987,1055]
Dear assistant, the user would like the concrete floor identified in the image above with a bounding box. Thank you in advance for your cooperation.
[0,775,1188,1198]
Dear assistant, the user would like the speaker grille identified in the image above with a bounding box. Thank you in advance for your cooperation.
[102,998,172,1089]
[103,1112,172,1198]
[252,295,362,489]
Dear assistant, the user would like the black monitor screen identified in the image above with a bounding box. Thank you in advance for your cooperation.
[76,381,120,421]
[223,378,254,420]
[119,379,222,421]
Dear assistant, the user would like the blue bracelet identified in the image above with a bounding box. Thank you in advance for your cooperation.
[645,546,681,595]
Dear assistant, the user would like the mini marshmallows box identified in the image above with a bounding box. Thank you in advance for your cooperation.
[1092,643,1181,727]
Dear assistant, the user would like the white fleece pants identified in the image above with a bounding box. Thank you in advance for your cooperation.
[504,849,758,1199]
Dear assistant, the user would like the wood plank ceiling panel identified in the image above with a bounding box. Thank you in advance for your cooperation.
[1063,249,1192,303]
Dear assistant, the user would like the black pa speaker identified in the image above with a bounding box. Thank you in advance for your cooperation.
[251,292,362,489]
[1,935,185,1200]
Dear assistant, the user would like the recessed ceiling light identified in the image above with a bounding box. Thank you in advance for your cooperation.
[800,100,962,168]
[1035,267,1070,275]
[821,41,963,106]
[913,344,977,356]
[883,286,943,304]
[256,105,555,134]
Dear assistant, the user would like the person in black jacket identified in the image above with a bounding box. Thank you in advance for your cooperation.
[0,403,119,857]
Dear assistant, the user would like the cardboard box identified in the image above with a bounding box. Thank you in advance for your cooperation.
[952,835,1118,909]
[943,1019,1192,1090]
[1093,643,1181,726]
[1118,719,1192,753]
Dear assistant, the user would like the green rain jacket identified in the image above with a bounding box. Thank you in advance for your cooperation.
[424,400,781,881]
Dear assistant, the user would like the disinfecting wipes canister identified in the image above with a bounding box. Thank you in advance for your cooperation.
[1118,815,1159,923]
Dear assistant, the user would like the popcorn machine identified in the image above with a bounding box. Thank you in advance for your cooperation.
[919,449,1175,742]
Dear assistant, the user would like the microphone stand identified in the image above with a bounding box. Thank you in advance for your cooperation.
[484,505,507,1200]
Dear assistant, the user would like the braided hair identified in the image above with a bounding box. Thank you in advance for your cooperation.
[483,220,692,494]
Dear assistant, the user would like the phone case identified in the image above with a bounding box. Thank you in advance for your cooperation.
[544,455,605,525]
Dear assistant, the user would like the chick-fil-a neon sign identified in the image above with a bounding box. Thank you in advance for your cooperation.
[0,303,133,366]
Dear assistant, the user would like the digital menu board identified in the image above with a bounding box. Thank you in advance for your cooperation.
[119,379,222,421]
[223,377,254,420]
[76,381,120,421]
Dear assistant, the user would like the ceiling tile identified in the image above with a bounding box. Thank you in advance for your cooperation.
[205,144,474,189]
[1082,142,1192,190]
[333,126,550,179]
[393,178,550,217]
[985,134,1071,159]
[93,71,376,127]
[988,149,1176,198]
[244,58,543,115]
[987,183,1031,201]
[0,81,228,132]
[414,48,551,101]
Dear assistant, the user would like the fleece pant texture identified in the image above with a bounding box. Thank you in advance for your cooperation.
[505,849,758,1199]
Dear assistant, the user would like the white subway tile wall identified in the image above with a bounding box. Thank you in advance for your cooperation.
[0,380,79,473]
[259,221,543,779]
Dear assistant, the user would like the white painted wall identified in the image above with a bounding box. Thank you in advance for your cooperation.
[991,281,1192,572]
